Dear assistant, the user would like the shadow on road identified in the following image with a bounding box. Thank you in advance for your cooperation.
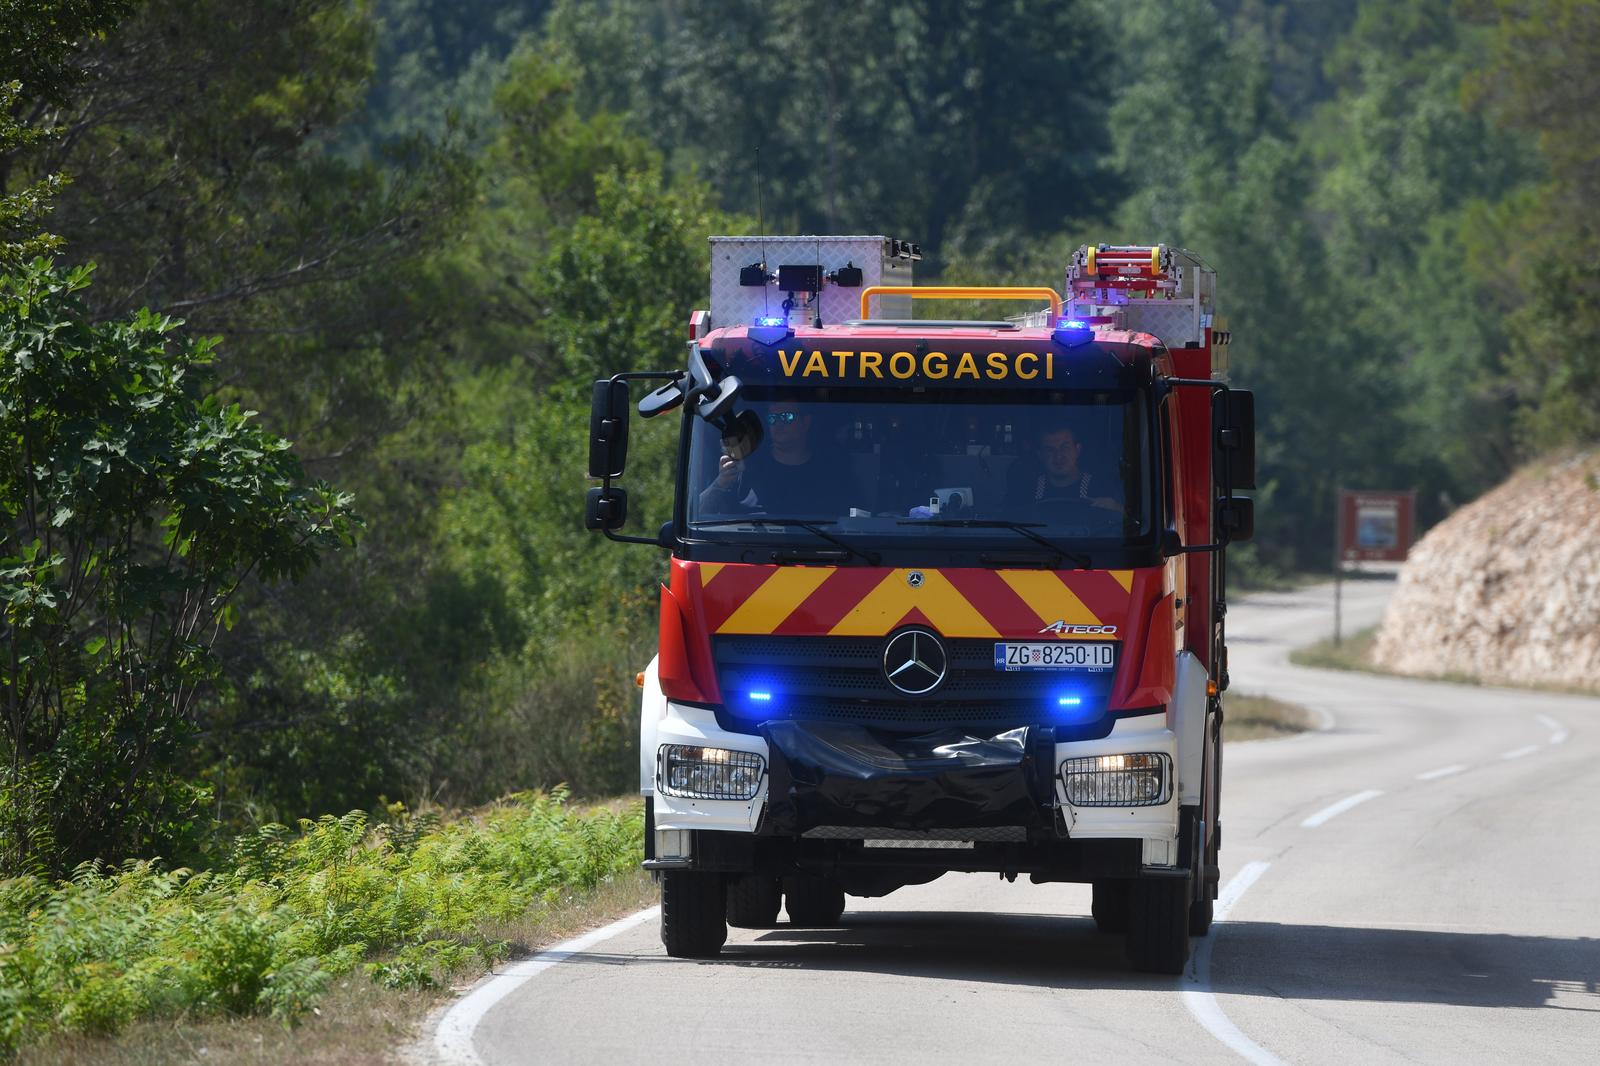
[561,911,1600,1012]
[1214,920,1600,1013]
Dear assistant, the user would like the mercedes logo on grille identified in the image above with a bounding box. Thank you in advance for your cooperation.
[882,628,948,695]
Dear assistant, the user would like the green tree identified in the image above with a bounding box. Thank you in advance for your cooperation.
[1308,1,1533,502]
[1469,0,1600,447]
[544,0,1114,269]
[1,260,356,873]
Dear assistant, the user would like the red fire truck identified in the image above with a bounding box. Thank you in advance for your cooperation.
[586,237,1254,973]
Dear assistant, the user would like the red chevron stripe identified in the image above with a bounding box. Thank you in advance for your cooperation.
[940,567,1048,635]
[771,567,888,635]
[698,564,775,631]
[1059,569,1133,626]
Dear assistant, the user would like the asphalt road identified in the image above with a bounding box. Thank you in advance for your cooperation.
[436,577,1600,1065]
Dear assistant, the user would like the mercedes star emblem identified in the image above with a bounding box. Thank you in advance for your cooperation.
[906,570,925,588]
[882,628,948,695]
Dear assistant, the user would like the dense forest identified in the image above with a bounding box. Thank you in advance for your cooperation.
[3,0,1597,874]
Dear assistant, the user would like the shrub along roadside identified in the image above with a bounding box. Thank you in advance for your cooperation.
[0,789,642,1055]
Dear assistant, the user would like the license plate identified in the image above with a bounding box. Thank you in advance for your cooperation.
[994,641,1114,671]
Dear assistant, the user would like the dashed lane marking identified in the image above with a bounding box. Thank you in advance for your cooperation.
[1536,714,1570,745]
[1299,789,1384,828]
[1500,745,1539,760]
[1416,764,1467,781]
[1182,861,1284,1066]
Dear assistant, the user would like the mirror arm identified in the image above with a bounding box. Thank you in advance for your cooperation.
[604,529,665,547]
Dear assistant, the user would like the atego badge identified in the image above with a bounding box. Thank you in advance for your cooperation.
[882,628,947,695]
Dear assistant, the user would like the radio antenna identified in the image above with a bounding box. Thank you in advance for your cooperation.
[756,147,769,317]
[814,237,824,327]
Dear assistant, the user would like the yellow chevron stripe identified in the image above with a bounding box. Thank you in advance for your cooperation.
[828,569,999,638]
[997,570,1101,627]
[1109,569,1134,592]
[698,563,726,587]
[715,566,834,633]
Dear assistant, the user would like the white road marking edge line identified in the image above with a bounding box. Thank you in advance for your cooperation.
[1183,861,1284,1066]
[1299,789,1383,828]
[1416,764,1467,781]
[433,905,661,1066]
[1500,745,1539,761]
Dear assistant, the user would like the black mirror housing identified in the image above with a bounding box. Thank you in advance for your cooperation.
[1218,495,1254,542]
[588,380,631,479]
[720,408,764,460]
[1213,389,1256,490]
[585,486,629,531]
[1160,527,1185,558]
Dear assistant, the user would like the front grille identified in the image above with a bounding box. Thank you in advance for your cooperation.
[714,634,1118,730]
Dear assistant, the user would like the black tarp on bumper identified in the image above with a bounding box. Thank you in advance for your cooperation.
[760,721,1058,836]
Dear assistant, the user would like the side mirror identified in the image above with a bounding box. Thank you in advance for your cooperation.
[1218,495,1254,542]
[1213,389,1256,490]
[720,408,764,460]
[588,380,631,479]
[585,486,629,531]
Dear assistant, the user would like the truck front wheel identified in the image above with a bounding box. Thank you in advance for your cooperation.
[660,872,727,957]
[726,875,782,928]
[1125,877,1192,974]
[784,875,846,926]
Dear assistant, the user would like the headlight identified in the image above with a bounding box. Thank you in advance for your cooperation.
[657,745,765,800]
[1060,752,1170,807]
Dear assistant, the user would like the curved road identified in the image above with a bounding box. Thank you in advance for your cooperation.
[434,578,1600,1064]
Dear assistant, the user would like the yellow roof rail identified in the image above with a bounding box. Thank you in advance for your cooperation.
[859,286,1062,322]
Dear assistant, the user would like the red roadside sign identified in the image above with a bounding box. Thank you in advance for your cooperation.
[1337,489,1415,563]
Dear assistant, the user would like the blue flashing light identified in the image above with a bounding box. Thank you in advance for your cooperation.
[1053,316,1095,348]
[748,691,772,702]
[748,317,793,346]
[1052,692,1098,725]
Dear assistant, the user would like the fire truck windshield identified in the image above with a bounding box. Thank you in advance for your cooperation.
[685,386,1151,551]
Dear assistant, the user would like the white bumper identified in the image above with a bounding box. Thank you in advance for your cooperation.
[645,694,1182,864]
[649,700,770,834]
[1053,712,1180,867]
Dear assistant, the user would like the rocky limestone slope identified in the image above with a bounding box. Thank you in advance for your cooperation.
[1372,450,1600,692]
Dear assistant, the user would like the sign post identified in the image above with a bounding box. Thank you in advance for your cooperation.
[1334,489,1416,645]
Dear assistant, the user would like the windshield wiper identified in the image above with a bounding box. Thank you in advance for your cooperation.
[896,519,1091,569]
[692,517,881,566]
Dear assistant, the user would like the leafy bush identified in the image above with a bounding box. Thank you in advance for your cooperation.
[1,259,358,874]
[0,790,642,1053]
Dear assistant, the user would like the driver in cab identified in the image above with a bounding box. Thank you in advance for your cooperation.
[697,402,844,516]
[1009,423,1123,513]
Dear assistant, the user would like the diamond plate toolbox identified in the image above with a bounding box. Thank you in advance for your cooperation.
[708,235,916,328]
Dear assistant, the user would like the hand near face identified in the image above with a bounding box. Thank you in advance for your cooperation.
[715,453,742,488]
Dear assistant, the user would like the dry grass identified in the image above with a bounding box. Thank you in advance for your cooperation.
[1288,626,1381,673]
[1290,625,1599,696]
[1225,693,1319,740]
[15,856,658,1066]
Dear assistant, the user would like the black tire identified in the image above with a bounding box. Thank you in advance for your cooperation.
[660,872,727,958]
[726,875,782,928]
[783,875,846,926]
[1125,877,1191,974]
[1189,892,1214,937]
[1091,879,1131,934]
